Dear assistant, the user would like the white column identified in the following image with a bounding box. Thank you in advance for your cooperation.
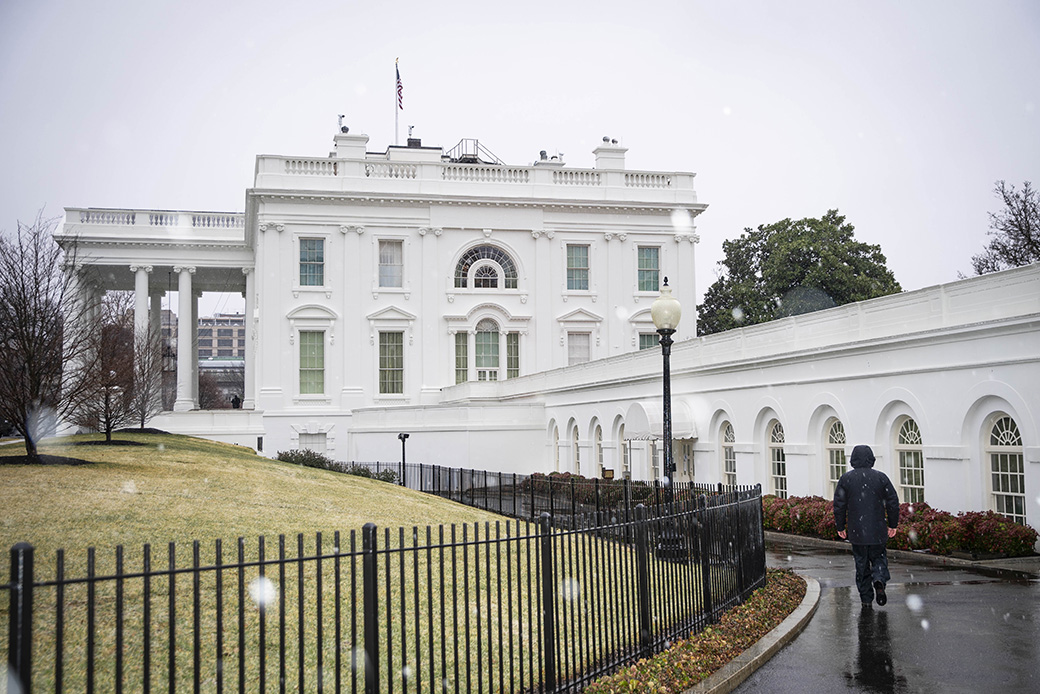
[131,265,151,340]
[191,289,200,407]
[498,329,507,380]
[173,266,195,411]
[242,268,256,409]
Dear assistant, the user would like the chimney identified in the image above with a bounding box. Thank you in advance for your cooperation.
[593,136,627,170]
[332,131,370,158]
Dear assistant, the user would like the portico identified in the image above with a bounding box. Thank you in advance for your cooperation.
[55,209,255,412]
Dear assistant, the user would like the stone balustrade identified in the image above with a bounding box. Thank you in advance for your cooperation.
[70,209,245,229]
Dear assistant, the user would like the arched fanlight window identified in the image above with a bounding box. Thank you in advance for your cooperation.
[896,418,924,503]
[826,419,846,496]
[769,421,787,499]
[454,245,518,289]
[722,422,736,487]
[988,415,1025,524]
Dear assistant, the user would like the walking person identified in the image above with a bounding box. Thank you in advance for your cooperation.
[833,445,900,608]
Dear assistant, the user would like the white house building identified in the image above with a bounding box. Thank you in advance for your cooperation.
[58,126,1040,530]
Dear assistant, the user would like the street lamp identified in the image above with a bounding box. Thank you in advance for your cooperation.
[652,278,686,563]
[651,277,681,490]
[398,432,410,488]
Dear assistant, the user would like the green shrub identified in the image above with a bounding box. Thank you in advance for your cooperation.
[342,463,399,485]
[276,448,337,471]
[765,496,1037,557]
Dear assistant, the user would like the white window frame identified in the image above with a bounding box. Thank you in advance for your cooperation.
[635,245,661,294]
[295,235,329,294]
[565,243,591,292]
[567,331,591,366]
[722,422,736,487]
[378,330,405,395]
[769,420,787,499]
[826,419,847,497]
[377,238,405,289]
[896,417,925,504]
[987,414,1026,524]
[298,330,326,396]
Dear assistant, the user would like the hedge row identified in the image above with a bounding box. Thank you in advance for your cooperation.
[275,449,399,484]
[762,495,1038,557]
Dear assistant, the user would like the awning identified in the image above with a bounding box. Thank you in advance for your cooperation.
[624,400,697,440]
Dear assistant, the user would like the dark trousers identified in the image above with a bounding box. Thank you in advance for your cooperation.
[851,543,890,603]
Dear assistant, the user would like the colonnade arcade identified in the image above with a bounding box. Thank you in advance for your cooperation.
[60,255,254,415]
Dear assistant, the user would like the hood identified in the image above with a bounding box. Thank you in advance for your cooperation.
[850,445,876,468]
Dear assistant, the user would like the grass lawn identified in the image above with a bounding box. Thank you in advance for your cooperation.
[0,432,503,558]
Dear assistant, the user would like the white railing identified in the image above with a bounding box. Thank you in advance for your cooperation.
[364,163,417,179]
[71,209,244,229]
[79,210,136,225]
[442,165,530,183]
[625,173,673,188]
[192,214,244,229]
[552,170,602,186]
[285,158,338,176]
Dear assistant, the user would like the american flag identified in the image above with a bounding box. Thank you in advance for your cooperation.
[396,62,403,110]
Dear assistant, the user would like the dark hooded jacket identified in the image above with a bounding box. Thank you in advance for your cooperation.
[833,445,900,545]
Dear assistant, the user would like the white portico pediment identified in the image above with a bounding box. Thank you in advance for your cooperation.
[556,308,604,324]
[444,302,532,333]
[367,305,418,344]
[287,304,340,321]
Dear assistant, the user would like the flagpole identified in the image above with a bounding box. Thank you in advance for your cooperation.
[395,58,400,145]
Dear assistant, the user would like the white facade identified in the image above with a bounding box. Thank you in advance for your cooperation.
[59,128,1040,531]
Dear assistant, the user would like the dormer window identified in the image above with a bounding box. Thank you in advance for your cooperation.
[454,245,518,289]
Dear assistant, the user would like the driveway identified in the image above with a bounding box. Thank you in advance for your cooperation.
[735,537,1040,693]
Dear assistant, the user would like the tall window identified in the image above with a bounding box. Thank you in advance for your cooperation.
[988,416,1025,524]
[826,420,847,497]
[639,333,658,351]
[378,240,403,287]
[594,425,604,475]
[454,245,518,289]
[553,426,560,472]
[619,424,630,477]
[637,246,659,292]
[770,421,787,499]
[651,441,660,479]
[568,332,590,366]
[723,423,736,487]
[566,244,589,290]
[572,427,580,473]
[299,331,324,394]
[454,332,468,384]
[475,319,499,381]
[300,238,325,287]
[897,418,925,503]
[379,331,404,394]
[506,332,520,378]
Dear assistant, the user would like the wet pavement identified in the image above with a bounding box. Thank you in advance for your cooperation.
[735,539,1040,693]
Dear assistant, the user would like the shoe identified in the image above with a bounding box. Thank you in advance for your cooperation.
[874,581,887,606]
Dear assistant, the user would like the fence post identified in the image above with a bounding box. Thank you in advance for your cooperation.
[538,513,557,692]
[633,505,652,655]
[362,524,379,694]
[698,495,714,623]
[8,542,33,694]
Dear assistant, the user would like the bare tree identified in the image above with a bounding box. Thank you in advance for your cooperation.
[131,322,166,428]
[69,292,138,441]
[0,212,98,461]
[972,180,1040,275]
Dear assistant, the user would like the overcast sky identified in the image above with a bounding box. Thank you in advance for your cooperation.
[2,0,1037,316]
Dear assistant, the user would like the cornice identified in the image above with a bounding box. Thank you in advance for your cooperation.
[249,189,706,216]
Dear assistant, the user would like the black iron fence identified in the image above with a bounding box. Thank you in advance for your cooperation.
[349,461,751,526]
[3,487,764,693]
